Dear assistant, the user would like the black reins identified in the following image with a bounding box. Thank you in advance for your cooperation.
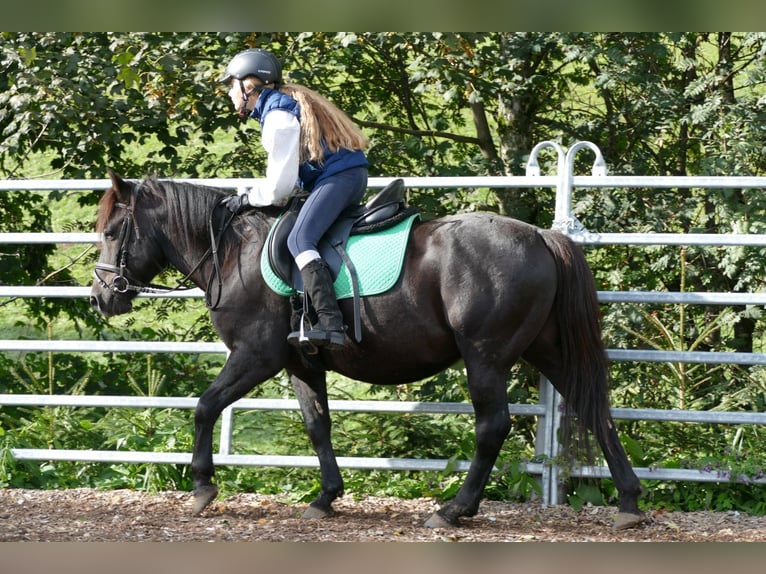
[93,181,236,310]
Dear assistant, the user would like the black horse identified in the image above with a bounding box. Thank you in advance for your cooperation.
[90,170,645,530]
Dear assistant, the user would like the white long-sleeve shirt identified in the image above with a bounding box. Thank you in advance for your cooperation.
[238,109,301,206]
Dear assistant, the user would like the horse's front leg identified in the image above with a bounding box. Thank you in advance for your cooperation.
[290,369,344,518]
[191,352,271,515]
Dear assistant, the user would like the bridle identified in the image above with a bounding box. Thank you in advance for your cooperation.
[93,180,236,309]
[93,189,147,295]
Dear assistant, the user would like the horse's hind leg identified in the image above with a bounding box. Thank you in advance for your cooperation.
[290,369,344,518]
[567,402,645,529]
[523,330,645,530]
[426,363,512,528]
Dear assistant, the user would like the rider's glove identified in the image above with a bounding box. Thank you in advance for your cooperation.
[221,193,250,214]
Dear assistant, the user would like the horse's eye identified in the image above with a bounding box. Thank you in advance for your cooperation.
[103,226,120,241]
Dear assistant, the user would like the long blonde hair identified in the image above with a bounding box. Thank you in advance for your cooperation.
[280,83,368,163]
[244,78,368,164]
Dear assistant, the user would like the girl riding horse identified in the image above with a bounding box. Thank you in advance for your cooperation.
[220,48,369,351]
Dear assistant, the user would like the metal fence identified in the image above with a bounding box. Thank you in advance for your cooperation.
[3,141,766,506]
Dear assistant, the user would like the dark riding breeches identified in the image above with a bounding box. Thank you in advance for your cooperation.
[287,167,368,259]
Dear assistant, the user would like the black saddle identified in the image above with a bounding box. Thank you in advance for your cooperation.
[267,178,412,290]
[266,178,417,343]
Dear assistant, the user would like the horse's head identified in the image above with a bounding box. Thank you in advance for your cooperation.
[90,168,168,317]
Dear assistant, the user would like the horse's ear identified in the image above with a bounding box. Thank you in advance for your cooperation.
[106,167,129,203]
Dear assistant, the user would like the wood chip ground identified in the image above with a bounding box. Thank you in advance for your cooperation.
[2,488,765,542]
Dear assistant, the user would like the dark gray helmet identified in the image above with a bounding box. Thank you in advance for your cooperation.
[220,48,282,85]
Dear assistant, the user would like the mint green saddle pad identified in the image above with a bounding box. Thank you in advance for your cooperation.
[261,213,420,299]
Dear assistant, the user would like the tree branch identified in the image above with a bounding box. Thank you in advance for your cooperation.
[352,117,482,146]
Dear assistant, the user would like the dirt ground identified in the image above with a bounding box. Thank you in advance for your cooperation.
[1,487,765,542]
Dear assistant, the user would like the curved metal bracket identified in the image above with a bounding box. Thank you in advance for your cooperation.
[553,141,607,235]
[525,140,566,177]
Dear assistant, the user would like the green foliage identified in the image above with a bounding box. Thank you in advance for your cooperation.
[568,482,606,512]
[0,32,242,180]
[639,444,766,514]
[4,33,766,513]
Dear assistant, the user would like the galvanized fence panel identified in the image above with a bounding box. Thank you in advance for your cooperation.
[0,175,553,487]
[526,141,766,501]
[3,143,766,504]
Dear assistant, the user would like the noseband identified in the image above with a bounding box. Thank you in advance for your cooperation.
[93,198,144,295]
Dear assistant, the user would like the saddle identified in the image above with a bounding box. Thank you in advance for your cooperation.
[266,178,418,342]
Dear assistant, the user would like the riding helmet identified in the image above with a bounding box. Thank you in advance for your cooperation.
[220,48,283,85]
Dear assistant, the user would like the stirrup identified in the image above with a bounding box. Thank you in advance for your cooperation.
[312,329,347,349]
[287,309,347,351]
[287,327,347,350]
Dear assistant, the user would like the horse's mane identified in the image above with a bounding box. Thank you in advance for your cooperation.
[145,177,227,239]
[96,176,221,234]
[96,175,282,254]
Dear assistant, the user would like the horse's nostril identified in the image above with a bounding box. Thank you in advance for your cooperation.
[89,296,99,310]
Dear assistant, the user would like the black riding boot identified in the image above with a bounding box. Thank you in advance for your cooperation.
[287,259,348,350]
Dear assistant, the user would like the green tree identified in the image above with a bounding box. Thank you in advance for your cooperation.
[5,33,766,507]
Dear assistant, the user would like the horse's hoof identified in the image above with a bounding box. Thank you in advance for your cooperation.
[614,511,647,530]
[424,512,457,529]
[192,485,218,516]
[302,504,333,519]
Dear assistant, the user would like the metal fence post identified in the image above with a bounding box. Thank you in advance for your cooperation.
[526,143,569,507]
[217,351,234,456]
[535,374,555,505]
[218,406,234,456]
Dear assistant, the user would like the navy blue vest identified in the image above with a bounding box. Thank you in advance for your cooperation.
[250,89,368,191]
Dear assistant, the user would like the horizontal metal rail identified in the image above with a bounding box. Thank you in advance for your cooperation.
[572,465,766,485]
[6,231,766,247]
[5,394,764,484]
[15,446,760,485]
[597,291,766,305]
[3,395,764,424]
[0,340,227,353]
[6,286,766,306]
[574,232,766,246]
[8,231,766,247]
[3,339,766,368]
[0,286,205,298]
[608,349,766,365]
[5,153,766,503]
[0,393,544,416]
[14,445,763,485]
[7,448,479,472]
[1,394,544,474]
[4,174,765,192]
[570,175,766,188]
[0,175,558,192]
[0,232,100,244]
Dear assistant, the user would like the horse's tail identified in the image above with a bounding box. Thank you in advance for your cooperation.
[537,228,613,462]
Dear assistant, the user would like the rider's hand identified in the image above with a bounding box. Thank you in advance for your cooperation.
[221,193,250,214]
